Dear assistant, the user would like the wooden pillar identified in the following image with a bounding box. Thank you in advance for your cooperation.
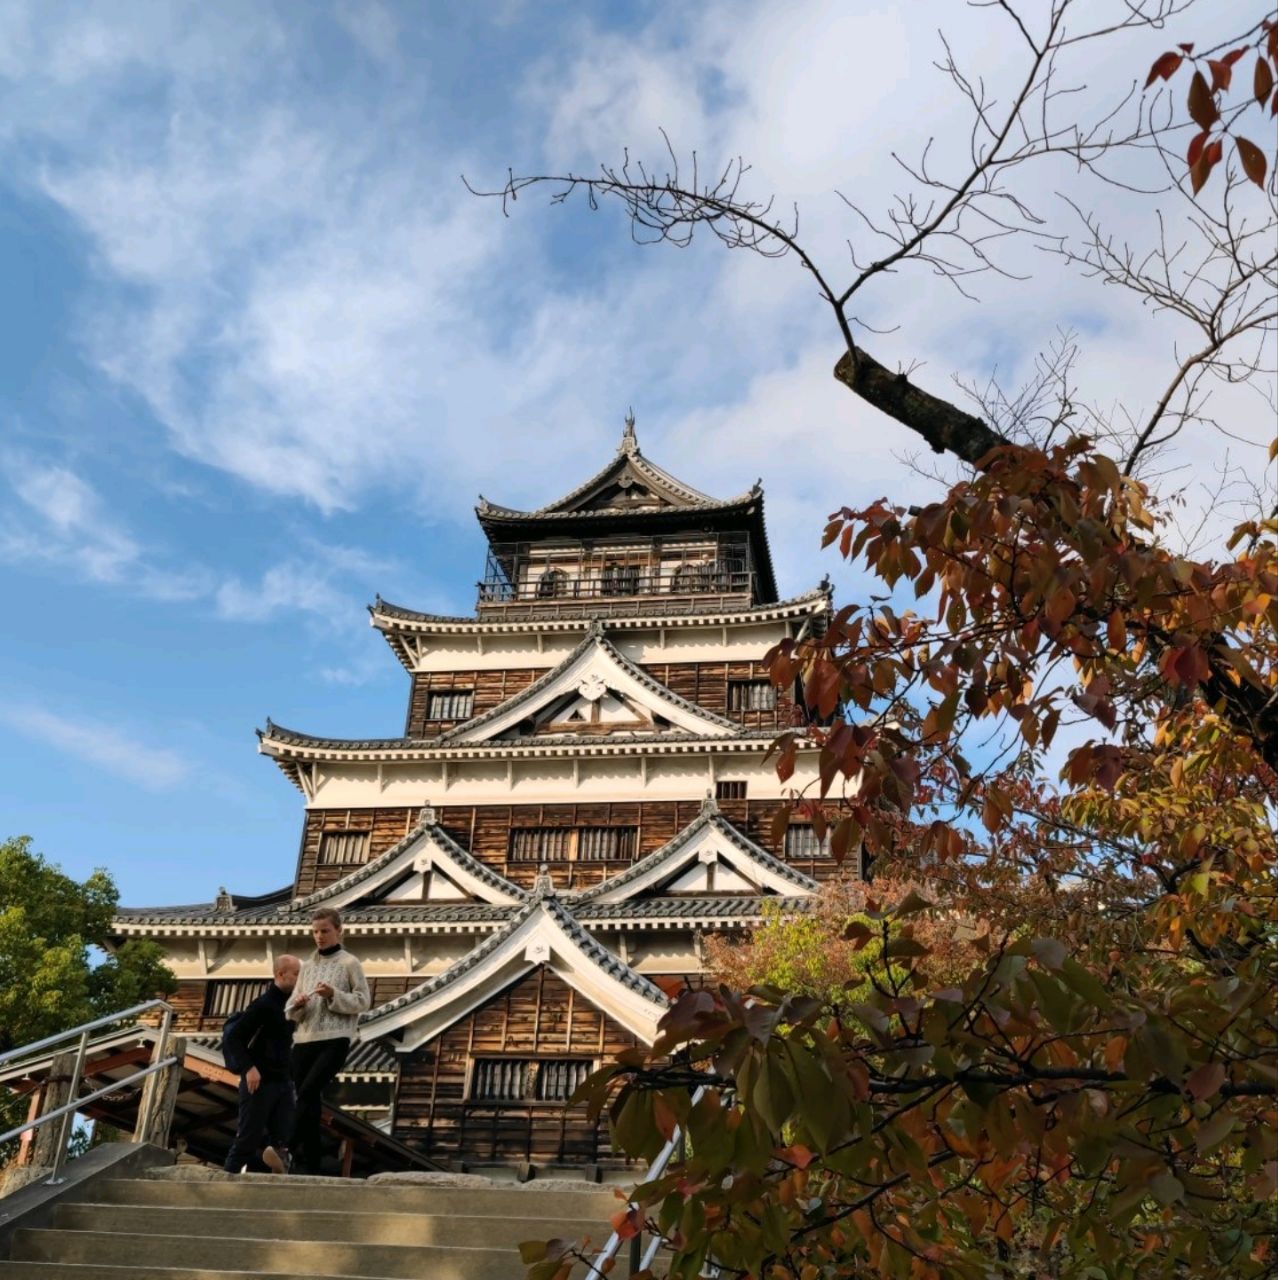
[339,1137,354,1178]
[29,1051,77,1168]
[14,1084,45,1166]
[136,1037,186,1148]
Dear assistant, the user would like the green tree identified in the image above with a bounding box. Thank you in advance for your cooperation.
[1,836,176,1164]
[0,835,174,1052]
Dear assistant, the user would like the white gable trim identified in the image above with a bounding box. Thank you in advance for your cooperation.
[363,901,666,1047]
[443,635,736,744]
[575,808,818,905]
[299,825,524,912]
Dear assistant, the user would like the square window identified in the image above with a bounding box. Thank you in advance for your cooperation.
[727,679,777,712]
[426,689,475,720]
[318,831,371,865]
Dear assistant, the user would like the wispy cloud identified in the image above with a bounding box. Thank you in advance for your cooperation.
[0,703,191,790]
[0,450,209,599]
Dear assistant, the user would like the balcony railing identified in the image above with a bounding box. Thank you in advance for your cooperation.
[481,568,751,602]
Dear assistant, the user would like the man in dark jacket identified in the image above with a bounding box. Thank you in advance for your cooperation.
[223,954,301,1174]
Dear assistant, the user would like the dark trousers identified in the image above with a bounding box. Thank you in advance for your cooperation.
[289,1037,350,1172]
[224,1077,295,1173]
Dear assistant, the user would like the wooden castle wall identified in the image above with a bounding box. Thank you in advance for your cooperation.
[166,976,419,1034]
[294,798,845,896]
[393,967,639,1165]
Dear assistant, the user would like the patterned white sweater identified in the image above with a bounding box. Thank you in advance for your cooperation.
[286,948,371,1044]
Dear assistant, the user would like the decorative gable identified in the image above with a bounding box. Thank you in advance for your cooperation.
[362,878,667,1048]
[438,626,740,745]
[571,797,819,904]
[291,808,525,913]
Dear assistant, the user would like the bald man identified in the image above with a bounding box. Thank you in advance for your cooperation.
[223,954,301,1174]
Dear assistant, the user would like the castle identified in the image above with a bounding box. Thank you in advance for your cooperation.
[114,419,840,1170]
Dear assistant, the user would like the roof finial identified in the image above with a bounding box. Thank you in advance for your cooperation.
[419,804,437,827]
[215,886,234,913]
[620,409,638,455]
[700,791,719,818]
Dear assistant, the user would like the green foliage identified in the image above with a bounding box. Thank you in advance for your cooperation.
[0,835,177,1053]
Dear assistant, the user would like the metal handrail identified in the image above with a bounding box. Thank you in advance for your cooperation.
[583,1084,706,1280]
[0,998,176,1184]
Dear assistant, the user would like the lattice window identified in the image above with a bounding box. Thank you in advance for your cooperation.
[471,1057,594,1102]
[785,825,833,860]
[509,827,573,863]
[508,827,638,863]
[535,1059,594,1101]
[576,826,638,861]
[471,1058,531,1101]
[318,831,372,865]
[600,562,640,596]
[728,679,777,712]
[426,689,475,720]
[715,780,748,801]
[203,980,271,1019]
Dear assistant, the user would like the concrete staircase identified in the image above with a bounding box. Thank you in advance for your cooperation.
[0,1170,629,1278]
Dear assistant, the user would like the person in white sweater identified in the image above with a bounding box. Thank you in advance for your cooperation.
[285,906,370,1174]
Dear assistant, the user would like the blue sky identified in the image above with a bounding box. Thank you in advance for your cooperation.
[0,2,1269,907]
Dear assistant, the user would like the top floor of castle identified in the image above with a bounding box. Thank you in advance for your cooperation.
[468,416,778,620]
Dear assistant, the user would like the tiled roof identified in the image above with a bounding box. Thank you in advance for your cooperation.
[113,900,514,928]
[575,894,811,922]
[570,802,818,904]
[290,811,525,912]
[476,422,753,520]
[188,1033,398,1075]
[369,583,832,630]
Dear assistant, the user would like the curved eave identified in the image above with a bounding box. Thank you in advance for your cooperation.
[258,729,805,792]
[369,583,831,656]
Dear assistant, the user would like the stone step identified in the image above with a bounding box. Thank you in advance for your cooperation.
[53,1200,604,1250]
[80,1175,621,1222]
[8,1228,527,1280]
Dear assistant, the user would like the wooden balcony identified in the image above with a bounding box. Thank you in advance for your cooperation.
[477,536,758,618]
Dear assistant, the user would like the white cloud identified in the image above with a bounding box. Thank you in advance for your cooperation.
[0,0,1269,600]
[0,703,191,790]
[0,450,207,598]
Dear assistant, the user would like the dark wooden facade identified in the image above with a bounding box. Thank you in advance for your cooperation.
[294,798,843,897]
[393,968,639,1164]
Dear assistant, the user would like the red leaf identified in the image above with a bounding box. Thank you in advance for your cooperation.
[1186,129,1209,168]
[1257,55,1276,106]
[1235,136,1268,188]
[1207,59,1233,92]
[1187,70,1219,130]
[1178,42,1194,54]
[1185,1061,1227,1101]
[1222,47,1248,68]
[1145,50,1183,88]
